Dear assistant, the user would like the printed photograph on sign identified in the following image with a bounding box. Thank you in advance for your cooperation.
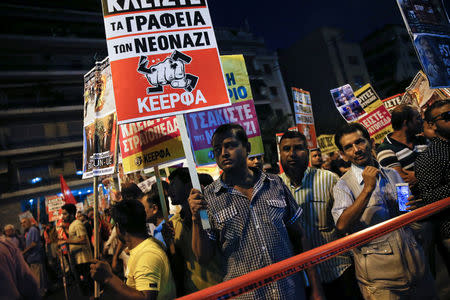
[101,0,230,123]
[330,84,366,122]
[83,58,118,178]
[396,0,450,35]
[414,34,450,88]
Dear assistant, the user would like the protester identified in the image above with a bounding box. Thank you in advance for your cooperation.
[0,239,40,300]
[332,122,436,299]
[163,168,223,296]
[4,224,23,249]
[90,199,176,300]
[415,100,450,273]
[376,104,427,191]
[279,131,361,299]
[58,203,93,296]
[188,123,324,299]
[111,183,144,276]
[329,151,351,176]
[140,189,171,247]
[21,217,47,297]
[247,154,264,170]
[309,148,324,169]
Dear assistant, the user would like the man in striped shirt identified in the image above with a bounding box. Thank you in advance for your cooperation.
[279,131,361,300]
[376,104,427,192]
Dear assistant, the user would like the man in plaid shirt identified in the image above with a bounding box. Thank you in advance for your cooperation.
[188,124,324,299]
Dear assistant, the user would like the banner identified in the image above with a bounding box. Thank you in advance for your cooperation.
[60,175,77,205]
[186,55,264,165]
[354,83,383,113]
[317,134,339,154]
[45,195,65,222]
[382,93,404,112]
[101,0,230,124]
[330,84,366,122]
[396,0,450,88]
[292,88,317,149]
[119,117,185,173]
[83,58,118,178]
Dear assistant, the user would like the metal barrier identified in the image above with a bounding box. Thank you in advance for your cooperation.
[178,197,450,300]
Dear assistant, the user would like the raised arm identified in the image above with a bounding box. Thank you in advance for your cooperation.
[188,188,216,264]
[335,166,379,233]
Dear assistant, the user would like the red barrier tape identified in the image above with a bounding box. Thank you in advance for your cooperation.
[178,197,450,300]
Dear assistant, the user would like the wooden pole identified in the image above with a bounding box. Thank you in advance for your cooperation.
[175,114,210,230]
[93,176,100,299]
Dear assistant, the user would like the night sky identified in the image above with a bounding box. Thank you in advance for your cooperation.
[208,0,404,49]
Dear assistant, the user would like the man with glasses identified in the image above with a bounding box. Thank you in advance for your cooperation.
[415,99,450,274]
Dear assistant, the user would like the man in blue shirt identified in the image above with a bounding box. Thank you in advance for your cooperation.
[21,217,47,297]
[188,123,324,299]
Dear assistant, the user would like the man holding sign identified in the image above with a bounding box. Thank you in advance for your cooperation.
[188,124,324,299]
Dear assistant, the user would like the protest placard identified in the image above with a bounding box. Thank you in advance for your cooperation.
[332,83,392,144]
[292,88,317,149]
[396,0,450,88]
[382,93,404,112]
[402,70,450,111]
[330,84,366,122]
[83,58,118,178]
[317,134,339,154]
[186,55,264,165]
[86,194,94,208]
[119,117,185,173]
[76,202,84,213]
[358,105,393,144]
[354,83,384,113]
[101,0,230,124]
[45,195,65,222]
[137,176,157,193]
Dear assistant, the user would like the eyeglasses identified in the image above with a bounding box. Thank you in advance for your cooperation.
[431,111,450,122]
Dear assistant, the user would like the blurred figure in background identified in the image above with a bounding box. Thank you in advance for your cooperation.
[21,217,47,297]
[247,154,264,170]
[310,148,324,169]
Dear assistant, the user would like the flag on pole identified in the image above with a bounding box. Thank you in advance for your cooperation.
[60,175,77,204]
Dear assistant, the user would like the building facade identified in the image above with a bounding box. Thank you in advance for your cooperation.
[361,24,421,98]
[0,3,292,226]
[0,2,106,227]
[278,27,371,134]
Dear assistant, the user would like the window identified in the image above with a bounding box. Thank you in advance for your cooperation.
[353,75,364,88]
[269,86,278,96]
[263,64,272,74]
[348,56,359,65]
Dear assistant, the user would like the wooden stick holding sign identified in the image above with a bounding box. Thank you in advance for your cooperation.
[93,176,100,299]
[175,114,211,230]
[154,165,176,254]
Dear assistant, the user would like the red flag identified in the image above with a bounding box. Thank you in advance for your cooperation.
[60,175,77,204]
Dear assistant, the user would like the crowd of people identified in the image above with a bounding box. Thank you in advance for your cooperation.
[0,99,449,300]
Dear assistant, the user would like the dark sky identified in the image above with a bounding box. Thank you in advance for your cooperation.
[208,0,404,49]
